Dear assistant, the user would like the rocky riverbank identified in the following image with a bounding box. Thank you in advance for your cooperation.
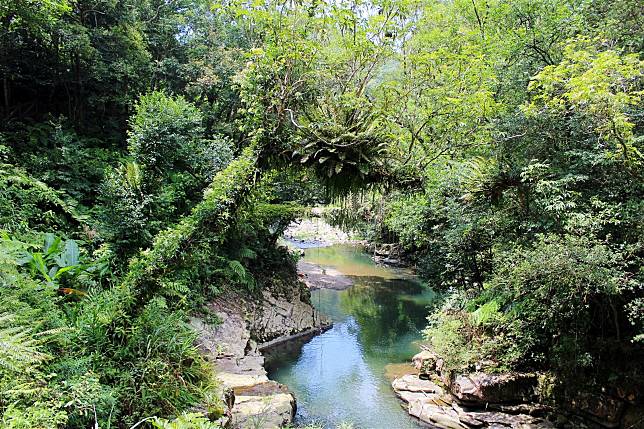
[283,217,358,246]
[191,286,330,428]
[296,260,354,290]
[284,216,412,269]
[392,349,643,429]
[365,242,410,267]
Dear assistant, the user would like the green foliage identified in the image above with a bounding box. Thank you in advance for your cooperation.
[426,235,637,375]
[4,120,118,205]
[0,0,70,36]
[151,412,221,429]
[0,244,70,428]
[383,194,431,249]
[123,143,258,303]
[17,233,83,291]
[525,40,644,163]
[65,287,216,427]
[0,164,78,234]
[0,230,219,428]
[2,0,643,424]
[0,313,49,375]
[99,92,234,256]
[99,161,154,253]
[128,92,205,177]
[424,311,477,372]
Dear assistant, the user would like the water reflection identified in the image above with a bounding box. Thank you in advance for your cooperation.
[265,245,436,429]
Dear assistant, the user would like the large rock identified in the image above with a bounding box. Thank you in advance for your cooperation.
[191,288,328,428]
[408,401,468,429]
[413,349,443,375]
[251,290,328,342]
[393,373,554,429]
[393,374,445,395]
[451,372,538,405]
[568,392,625,428]
[392,360,557,429]
[231,382,295,429]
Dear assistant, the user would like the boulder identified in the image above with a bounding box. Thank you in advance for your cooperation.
[408,401,468,429]
[568,392,625,428]
[451,372,538,405]
[191,288,328,428]
[393,374,445,395]
[232,391,295,429]
[392,373,555,428]
[413,349,442,374]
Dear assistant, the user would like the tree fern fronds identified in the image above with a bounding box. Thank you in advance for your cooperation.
[239,247,257,260]
[227,260,246,280]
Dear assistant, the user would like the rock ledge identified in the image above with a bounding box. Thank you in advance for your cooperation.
[192,288,330,428]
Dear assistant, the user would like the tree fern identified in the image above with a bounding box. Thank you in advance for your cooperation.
[227,260,256,291]
[238,246,257,260]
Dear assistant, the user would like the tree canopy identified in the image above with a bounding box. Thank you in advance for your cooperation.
[0,0,642,427]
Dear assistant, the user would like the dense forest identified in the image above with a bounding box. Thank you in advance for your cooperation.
[0,0,642,428]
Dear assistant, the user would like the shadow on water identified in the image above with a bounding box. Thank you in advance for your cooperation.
[265,245,437,429]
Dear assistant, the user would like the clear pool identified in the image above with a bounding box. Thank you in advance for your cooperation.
[265,245,437,429]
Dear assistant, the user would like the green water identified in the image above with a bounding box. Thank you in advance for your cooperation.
[265,245,437,429]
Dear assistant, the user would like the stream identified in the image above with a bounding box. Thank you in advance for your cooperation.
[265,245,437,429]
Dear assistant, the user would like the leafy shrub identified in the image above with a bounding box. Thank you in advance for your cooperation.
[99,92,234,257]
[62,281,218,427]
[424,311,477,372]
[17,233,83,291]
[0,232,219,428]
[383,193,431,249]
[2,120,119,206]
[0,164,78,234]
[0,238,70,428]
[128,91,205,177]
[99,162,153,252]
[425,234,635,376]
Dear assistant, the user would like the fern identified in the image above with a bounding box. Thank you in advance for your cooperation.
[238,247,257,260]
[227,260,246,279]
[470,300,502,327]
[150,412,220,429]
[0,314,48,374]
[160,279,191,299]
[227,260,256,291]
[124,161,143,188]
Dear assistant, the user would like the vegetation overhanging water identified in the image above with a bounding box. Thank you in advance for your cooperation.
[2,0,643,426]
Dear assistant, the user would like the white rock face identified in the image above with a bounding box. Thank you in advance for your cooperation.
[283,217,355,245]
[250,290,325,342]
[192,288,329,428]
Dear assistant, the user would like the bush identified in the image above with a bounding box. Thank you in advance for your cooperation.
[98,162,153,252]
[128,92,205,177]
[0,233,219,428]
[99,93,234,256]
[424,234,634,376]
[0,164,78,234]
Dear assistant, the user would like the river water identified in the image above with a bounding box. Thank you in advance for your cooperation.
[265,245,437,429]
